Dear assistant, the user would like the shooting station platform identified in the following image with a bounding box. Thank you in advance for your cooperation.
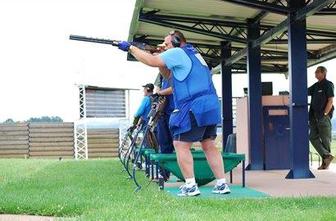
[164,162,336,198]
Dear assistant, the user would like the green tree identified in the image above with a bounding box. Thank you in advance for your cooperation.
[3,118,15,124]
[26,116,63,123]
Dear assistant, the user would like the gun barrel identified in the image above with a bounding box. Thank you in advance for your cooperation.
[69,34,163,53]
[69,35,120,46]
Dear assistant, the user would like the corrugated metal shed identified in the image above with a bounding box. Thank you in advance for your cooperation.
[127,0,336,73]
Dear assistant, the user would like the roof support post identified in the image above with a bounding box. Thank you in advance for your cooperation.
[246,19,264,170]
[220,41,233,151]
[286,0,315,179]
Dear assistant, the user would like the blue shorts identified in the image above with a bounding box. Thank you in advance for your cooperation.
[173,112,217,142]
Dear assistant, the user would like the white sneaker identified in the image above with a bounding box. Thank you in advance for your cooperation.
[177,184,201,197]
[212,183,231,194]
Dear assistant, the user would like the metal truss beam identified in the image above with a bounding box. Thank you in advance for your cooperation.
[222,0,290,15]
[133,36,317,71]
[133,36,296,56]
[255,0,335,46]
[74,120,88,160]
[269,38,336,44]
[224,0,335,65]
[224,47,317,67]
[78,85,86,118]
[224,48,248,66]
[75,85,88,160]
[139,12,246,43]
[297,0,336,19]
[252,0,283,23]
[139,12,336,42]
[260,56,293,62]
[316,8,336,15]
[231,63,288,73]
[227,0,276,44]
[314,1,336,15]
[208,54,313,65]
[308,44,336,67]
[140,13,251,29]
[306,29,336,38]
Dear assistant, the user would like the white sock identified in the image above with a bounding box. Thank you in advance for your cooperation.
[185,178,196,187]
[216,178,227,186]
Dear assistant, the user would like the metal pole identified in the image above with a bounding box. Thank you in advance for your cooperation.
[220,41,233,151]
[286,0,314,179]
[246,19,264,170]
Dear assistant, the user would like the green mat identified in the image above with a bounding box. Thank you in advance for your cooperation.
[165,185,268,199]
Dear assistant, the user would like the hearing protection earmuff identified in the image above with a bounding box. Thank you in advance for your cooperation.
[169,30,181,47]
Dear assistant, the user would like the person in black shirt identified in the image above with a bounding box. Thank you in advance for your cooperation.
[308,66,334,169]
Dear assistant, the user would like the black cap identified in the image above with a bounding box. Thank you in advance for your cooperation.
[142,83,154,92]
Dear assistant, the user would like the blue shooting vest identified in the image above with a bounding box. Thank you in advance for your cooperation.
[169,44,221,136]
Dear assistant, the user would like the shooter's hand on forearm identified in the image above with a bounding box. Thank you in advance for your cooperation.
[118,41,165,54]
[118,41,131,51]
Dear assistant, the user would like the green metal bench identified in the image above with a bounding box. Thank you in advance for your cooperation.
[140,148,157,178]
[149,151,245,189]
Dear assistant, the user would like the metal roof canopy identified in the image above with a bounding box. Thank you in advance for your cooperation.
[127,0,336,179]
[127,0,336,74]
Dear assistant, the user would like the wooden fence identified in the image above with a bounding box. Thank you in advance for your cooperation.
[0,123,29,158]
[0,123,119,159]
[87,128,119,158]
[29,123,74,159]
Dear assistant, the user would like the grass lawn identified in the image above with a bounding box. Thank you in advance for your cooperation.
[0,159,336,221]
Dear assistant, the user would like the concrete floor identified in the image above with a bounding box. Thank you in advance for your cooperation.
[236,163,335,197]
[165,162,336,197]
